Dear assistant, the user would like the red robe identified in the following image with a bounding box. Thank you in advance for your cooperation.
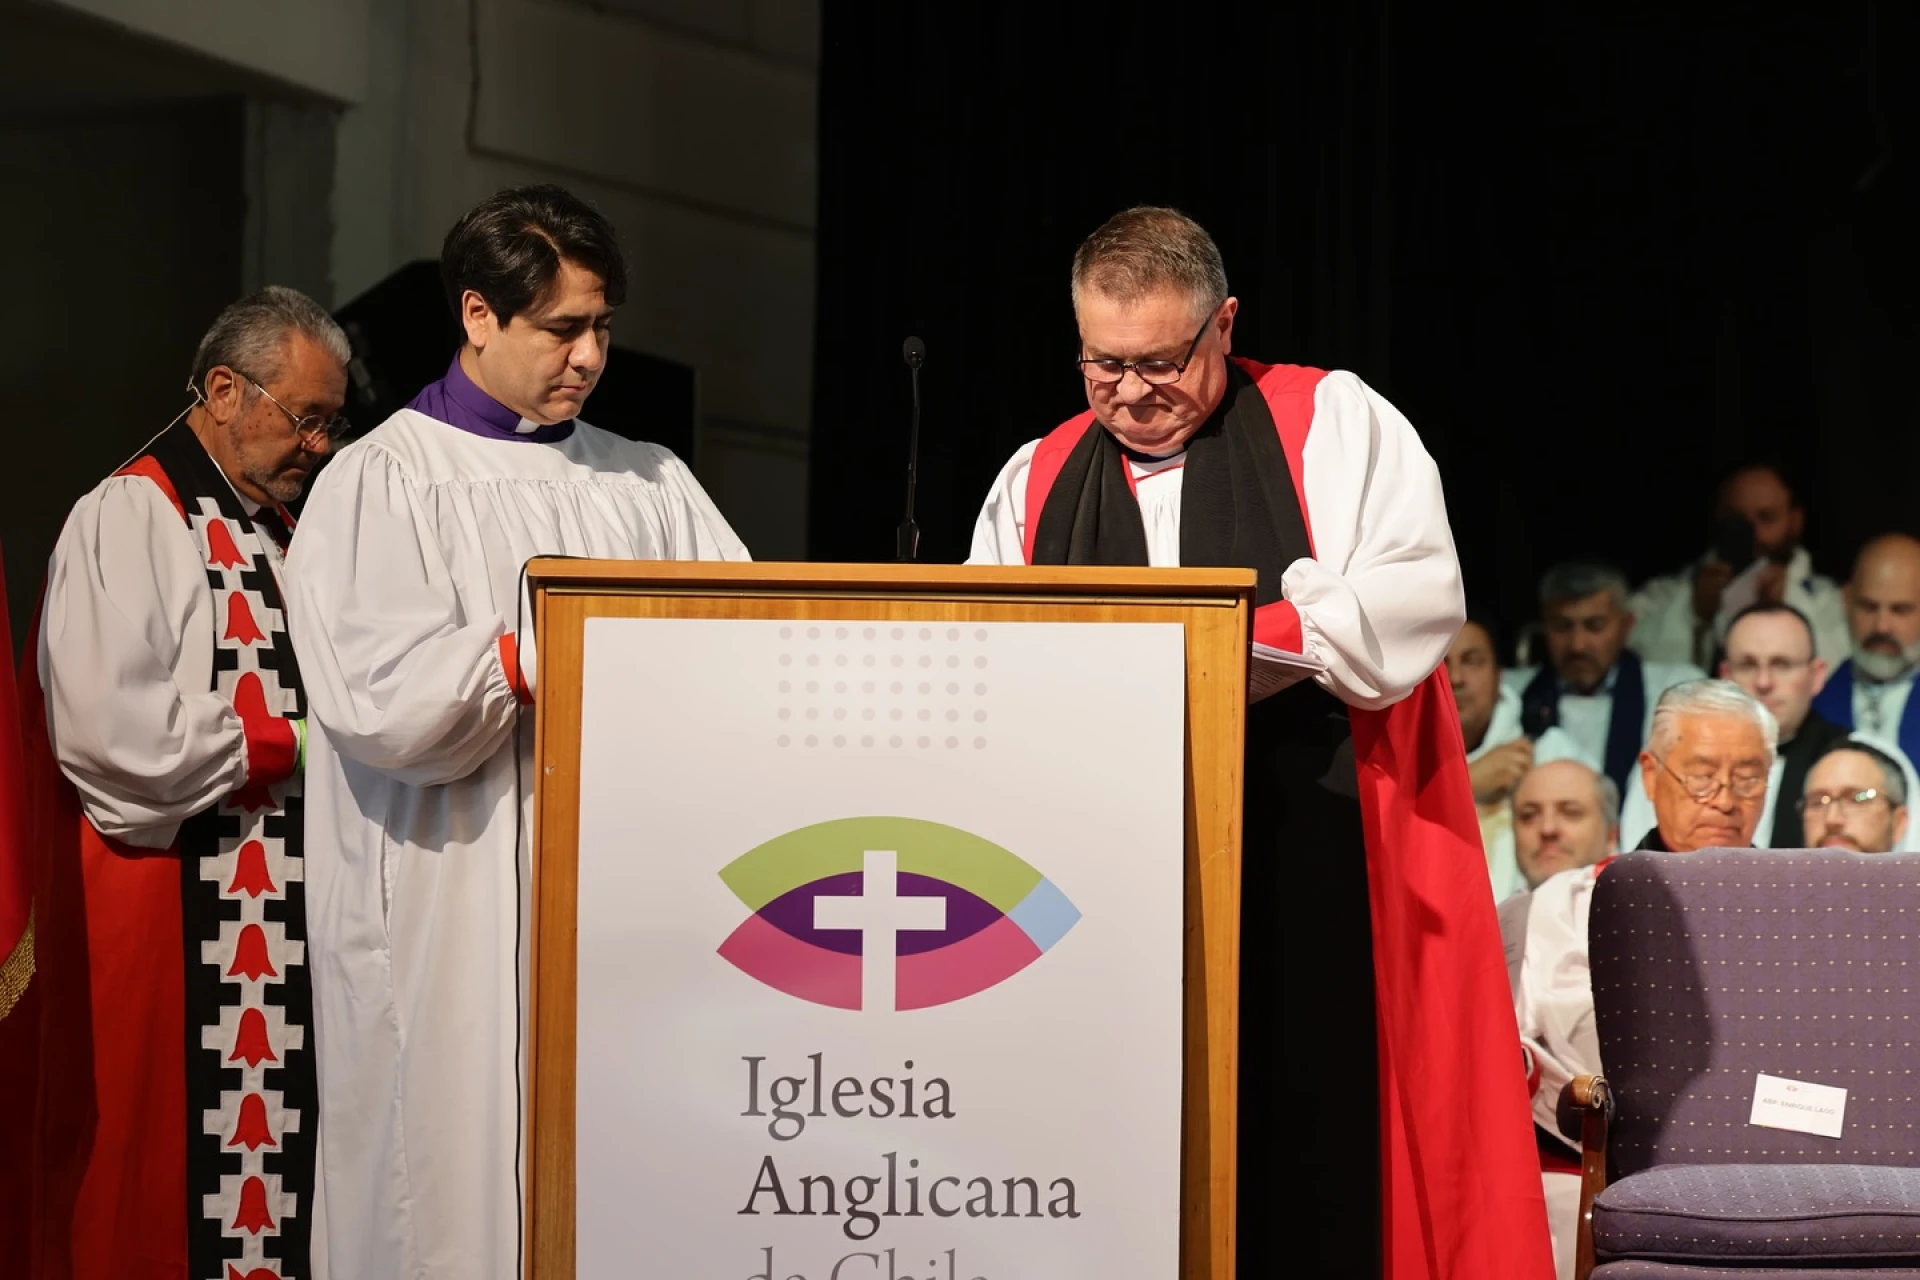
[9,429,314,1280]
[1010,358,1552,1279]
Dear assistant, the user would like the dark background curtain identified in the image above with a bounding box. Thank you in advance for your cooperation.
[810,2,1919,646]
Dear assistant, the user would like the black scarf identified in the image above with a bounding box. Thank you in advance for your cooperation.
[1030,362,1382,1275]
[1031,364,1308,605]
[142,421,319,1280]
[1522,648,1648,795]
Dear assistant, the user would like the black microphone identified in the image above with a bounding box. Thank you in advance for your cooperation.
[896,336,926,561]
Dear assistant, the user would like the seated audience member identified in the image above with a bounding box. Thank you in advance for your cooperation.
[1511,760,1619,891]
[1621,602,1848,847]
[1505,685,1768,1279]
[1628,462,1849,668]
[1448,614,1583,899]
[1812,533,1920,768]
[1801,740,1911,853]
[1634,679,1777,851]
[1508,561,1701,805]
[1501,762,1622,1280]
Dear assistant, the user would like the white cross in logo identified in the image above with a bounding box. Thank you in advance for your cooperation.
[813,849,947,1012]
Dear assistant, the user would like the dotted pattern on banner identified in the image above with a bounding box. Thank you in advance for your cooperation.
[775,624,991,750]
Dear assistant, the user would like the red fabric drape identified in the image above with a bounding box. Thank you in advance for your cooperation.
[3,584,188,1279]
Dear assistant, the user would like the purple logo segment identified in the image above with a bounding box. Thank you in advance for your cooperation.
[717,817,1079,1011]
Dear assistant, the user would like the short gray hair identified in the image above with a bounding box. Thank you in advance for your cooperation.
[1539,560,1632,612]
[1594,770,1622,832]
[189,285,349,395]
[1071,206,1229,324]
[1647,678,1779,761]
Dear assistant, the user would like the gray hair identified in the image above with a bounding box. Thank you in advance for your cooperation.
[1538,560,1632,612]
[1817,739,1910,807]
[1646,678,1780,761]
[1070,206,1229,324]
[188,286,349,395]
[1594,770,1622,832]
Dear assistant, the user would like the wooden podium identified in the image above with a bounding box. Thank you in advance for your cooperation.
[523,561,1255,1278]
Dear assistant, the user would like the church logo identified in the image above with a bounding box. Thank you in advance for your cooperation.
[717,817,1080,1012]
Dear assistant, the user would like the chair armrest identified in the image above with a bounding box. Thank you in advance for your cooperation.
[1558,1073,1612,1280]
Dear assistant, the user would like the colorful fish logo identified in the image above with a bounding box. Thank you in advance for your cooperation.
[718,817,1080,1012]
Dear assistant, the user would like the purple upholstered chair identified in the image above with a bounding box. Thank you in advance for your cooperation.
[1563,848,1920,1280]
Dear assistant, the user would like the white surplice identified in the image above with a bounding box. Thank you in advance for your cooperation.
[968,370,1465,710]
[1507,863,1606,1280]
[285,410,748,1280]
[40,473,269,846]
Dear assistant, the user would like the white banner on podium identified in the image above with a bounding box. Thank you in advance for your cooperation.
[574,617,1186,1279]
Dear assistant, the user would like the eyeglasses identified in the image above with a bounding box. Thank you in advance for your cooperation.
[1726,656,1813,680]
[237,371,349,447]
[1651,754,1769,801]
[1797,787,1888,818]
[1076,314,1213,386]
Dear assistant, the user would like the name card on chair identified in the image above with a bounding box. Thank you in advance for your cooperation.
[1750,1073,1847,1139]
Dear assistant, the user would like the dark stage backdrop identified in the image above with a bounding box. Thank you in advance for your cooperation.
[810,3,1919,643]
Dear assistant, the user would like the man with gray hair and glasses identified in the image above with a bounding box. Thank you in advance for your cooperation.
[968,206,1552,1279]
[15,286,345,1279]
[1635,678,1778,851]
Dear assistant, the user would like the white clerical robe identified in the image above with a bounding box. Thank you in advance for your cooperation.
[1509,863,1606,1280]
[41,474,274,845]
[968,371,1463,710]
[285,410,748,1280]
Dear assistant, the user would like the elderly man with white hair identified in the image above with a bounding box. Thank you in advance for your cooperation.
[1633,678,1778,851]
[1504,680,1774,1280]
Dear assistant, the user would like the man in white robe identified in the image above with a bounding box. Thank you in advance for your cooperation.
[969,206,1552,1279]
[285,185,748,1280]
[1628,463,1849,668]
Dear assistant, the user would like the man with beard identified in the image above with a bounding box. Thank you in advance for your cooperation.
[1801,741,1910,853]
[1629,462,1849,668]
[1812,534,1920,768]
[1508,562,1703,799]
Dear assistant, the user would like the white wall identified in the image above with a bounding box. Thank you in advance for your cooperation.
[41,0,372,103]
[39,0,820,559]
[332,0,819,558]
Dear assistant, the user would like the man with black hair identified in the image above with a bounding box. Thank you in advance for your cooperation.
[285,185,746,1279]
[1629,462,1849,668]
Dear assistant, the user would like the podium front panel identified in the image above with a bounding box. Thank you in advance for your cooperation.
[525,563,1251,1280]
